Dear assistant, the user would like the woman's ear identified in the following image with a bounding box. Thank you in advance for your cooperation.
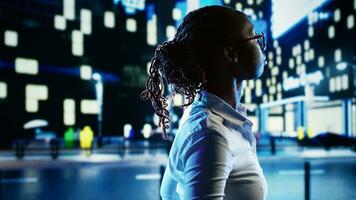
[223,46,239,63]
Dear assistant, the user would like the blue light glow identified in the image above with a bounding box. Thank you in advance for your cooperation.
[113,0,145,15]
[271,0,330,39]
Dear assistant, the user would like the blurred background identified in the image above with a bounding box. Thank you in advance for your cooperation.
[0,0,355,199]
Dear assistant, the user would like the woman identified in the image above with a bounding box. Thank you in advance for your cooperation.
[141,5,268,200]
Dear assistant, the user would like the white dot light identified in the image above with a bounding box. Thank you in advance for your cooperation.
[104,11,115,28]
[334,9,341,22]
[318,56,325,68]
[347,15,355,29]
[54,15,66,30]
[328,25,335,39]
[334,49,342,62]
[0,82,7,99]
[4,30,18,47]
[126,18,137,32]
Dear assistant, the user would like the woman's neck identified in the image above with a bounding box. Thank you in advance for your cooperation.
[205,78,243,110]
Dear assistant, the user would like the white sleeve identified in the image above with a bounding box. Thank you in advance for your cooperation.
[182,130,233,199]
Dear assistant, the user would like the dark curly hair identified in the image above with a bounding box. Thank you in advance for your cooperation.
[141,6,243,140]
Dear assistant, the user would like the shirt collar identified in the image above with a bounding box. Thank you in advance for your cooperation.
[192,90,253,131]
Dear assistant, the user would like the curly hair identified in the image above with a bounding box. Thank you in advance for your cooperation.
[141,6,241,140]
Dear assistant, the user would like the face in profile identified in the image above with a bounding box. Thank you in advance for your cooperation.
[229,12,266,80]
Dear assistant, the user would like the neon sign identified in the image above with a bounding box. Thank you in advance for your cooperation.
[283,70,324,91]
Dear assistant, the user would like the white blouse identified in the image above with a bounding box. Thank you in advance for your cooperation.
[160,90,268,200]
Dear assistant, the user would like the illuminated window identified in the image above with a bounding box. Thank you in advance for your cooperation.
[248,80,255,89]
[335,76,342,91]
[26,84,48,100]
[272,66,279,76]
[334,9,341,22]
[269,95,274,102]
[296,44,302,55]
[276,47,281,55]
[172,8,182,20]
[244,89,251,103]
[328,25,335,39]
[0,82,7,99]
[244,8,255,17]
[64,0,75,20]
[269,86,276,94]
[271,77,276,85]
[235,2,243,10]
[80,65,92,80]
[4,30,18,47]
[142,123,152,139]
[25,84,48,113]
[146,62,151,74]
[268,52,274,60]
[247,0,254,5]
[255,79,262,97]
[342,74,349,90]
[147,14,157,45]
[296,55,302,65]
[258,11,264,18]
[224,0,231,4]
[263,94,268,103]
[104,11,115,28]
[282,71,288,79]
[334,49,342,62]
[273,40,279,48]
[266,78,270,87]
[277,92,282,100]
[126,18,137,32]
[308,26,314,37]
[26,99,39,113]
[300,64,306,74]
[268,60,273,68]
[71,30,83,56]
[80,9,92,35]
[166,25,176,40]
[318,56,325,67]
[63,99,75,125]
[276,56,282,65]
[15,57,38,75]
[54,15,66,30]
[277,83,282,92]
[308,49,315,60]
[124,124,132,138]
[80,99,99,114]
[347,15,355,29]
[303,40,310,50]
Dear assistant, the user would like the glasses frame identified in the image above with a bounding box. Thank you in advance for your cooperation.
[233,32,266,52]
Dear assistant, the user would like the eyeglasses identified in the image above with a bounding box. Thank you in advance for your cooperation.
[234,32,266,52]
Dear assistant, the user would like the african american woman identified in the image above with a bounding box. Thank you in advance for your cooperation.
[141,5,268,200]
